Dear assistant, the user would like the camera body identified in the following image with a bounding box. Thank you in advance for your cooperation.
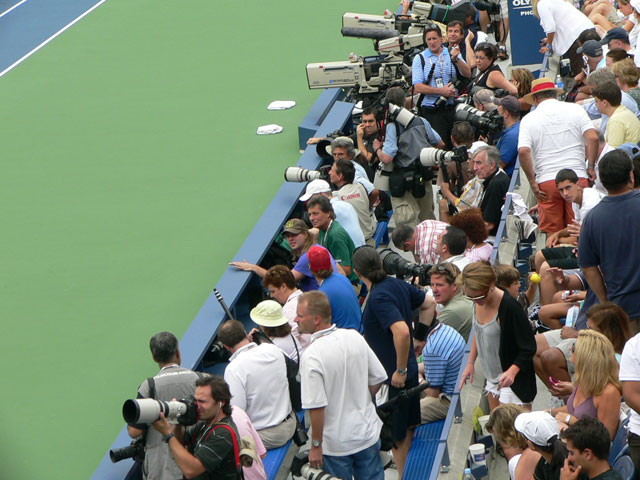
[109,434,146,463]
[291,451,340,480]
[380,248,432,286]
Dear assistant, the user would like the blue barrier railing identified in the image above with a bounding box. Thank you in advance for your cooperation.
[490,160,521,263]
[91,91,354,480]
[418,162,526,480]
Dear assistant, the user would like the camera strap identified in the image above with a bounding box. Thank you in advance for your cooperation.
[147,377,156,400]
[203,423,243,478]
[416,55,434,108]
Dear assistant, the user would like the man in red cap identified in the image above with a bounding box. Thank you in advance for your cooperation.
[518,77,598,234]
[307,245,362,331]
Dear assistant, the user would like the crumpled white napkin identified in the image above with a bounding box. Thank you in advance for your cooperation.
[257,124,283,135]
[506,192,538,238]
[267,100,296,110]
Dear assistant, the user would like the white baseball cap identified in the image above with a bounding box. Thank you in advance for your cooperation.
[469,141,489,156]
[299,179,331,202]
[514,411,559,446]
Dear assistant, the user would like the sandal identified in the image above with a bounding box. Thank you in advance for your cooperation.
[498,45,509,60]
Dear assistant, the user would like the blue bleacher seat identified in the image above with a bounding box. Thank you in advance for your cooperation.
[403,421,446,479]
[263,439,293,480]
[610,416,630,464]
[263,412,306,480]
[613,455,637,480]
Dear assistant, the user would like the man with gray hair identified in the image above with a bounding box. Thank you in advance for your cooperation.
[127,332,202,480]
[472,145,510,236]
[329,136,376,199]
[518,77,598,234]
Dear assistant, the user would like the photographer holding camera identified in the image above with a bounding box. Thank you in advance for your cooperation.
[411,24,472,148]
[152,376,242,480]
[374,87,444,226]
[352,246,434,478]
[127,332,203,480]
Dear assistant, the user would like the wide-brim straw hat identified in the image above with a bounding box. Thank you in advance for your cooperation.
[522,77,564,105]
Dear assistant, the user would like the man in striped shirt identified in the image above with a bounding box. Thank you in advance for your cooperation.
[391,219,449,266]
[419,319,466,423]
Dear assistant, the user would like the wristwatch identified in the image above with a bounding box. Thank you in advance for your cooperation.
[312,439,322,448]
[163,432,175,443]
[396,368,408,375]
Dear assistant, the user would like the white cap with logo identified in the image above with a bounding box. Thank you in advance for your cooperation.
[299,179,331,202]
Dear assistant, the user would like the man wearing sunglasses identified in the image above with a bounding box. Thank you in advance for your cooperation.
[429,263,473,343]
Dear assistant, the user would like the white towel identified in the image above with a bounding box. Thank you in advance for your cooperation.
[267,100,296,110]
[257,124,283,135]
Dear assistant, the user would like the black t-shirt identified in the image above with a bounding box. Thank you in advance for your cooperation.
[350,131,377,182]
[591,469,624,480]
[480,169,510,235]
[184,417,239,480]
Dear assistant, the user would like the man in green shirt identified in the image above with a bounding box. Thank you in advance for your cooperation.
[307,195,359,285]
[414,263,472,353]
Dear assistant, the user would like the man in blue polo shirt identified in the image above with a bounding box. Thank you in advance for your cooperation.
[308,245,362,331]
[579,149,640,333]
[495,95,521,177]
[419,320,465,423]
[412,24,471,148]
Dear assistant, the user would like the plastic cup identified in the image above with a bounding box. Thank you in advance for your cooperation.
[469,443,486,465]
[478,415,491,435]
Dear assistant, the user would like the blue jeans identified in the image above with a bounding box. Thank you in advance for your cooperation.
[322,439,384,480]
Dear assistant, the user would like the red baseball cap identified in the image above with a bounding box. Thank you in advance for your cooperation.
[308,246,332,273]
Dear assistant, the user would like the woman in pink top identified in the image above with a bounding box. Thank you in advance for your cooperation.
[449,208,493,262]
[231,406,267,480]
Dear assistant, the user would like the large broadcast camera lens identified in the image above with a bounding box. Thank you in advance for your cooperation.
[387,103,416,127]
[419,147,454,167]
[379,248,431,286]
[284,166,324,183]
[122,398,198,426]
[455,103,504,135]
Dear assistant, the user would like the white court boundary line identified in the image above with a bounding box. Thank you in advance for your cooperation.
[0,0,30,19]
[0,0,107,78]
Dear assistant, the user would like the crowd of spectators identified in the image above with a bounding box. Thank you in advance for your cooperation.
[123,1,640,478]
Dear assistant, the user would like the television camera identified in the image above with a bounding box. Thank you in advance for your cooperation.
[341,1,474,39]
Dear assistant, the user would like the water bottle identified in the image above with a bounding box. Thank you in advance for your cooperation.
[463,467,476,480]
[565,305,579,328]
[555,74,564,91]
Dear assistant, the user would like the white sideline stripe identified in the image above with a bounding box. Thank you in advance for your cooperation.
[0,0,30,19]
[0,0,107,78]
